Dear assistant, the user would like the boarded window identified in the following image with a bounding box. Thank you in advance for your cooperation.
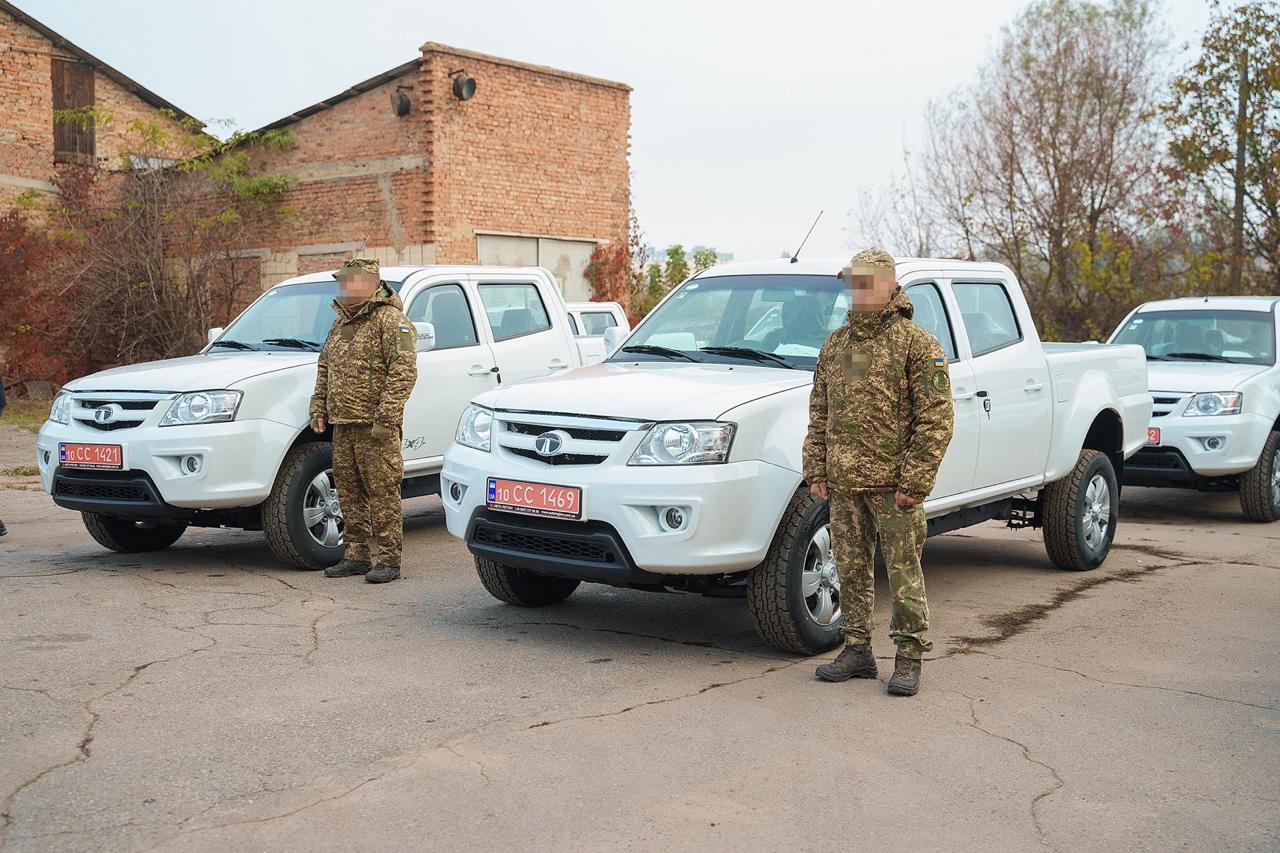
[51,59,95,165]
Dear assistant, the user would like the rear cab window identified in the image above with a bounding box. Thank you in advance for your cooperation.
[477,282,553,342]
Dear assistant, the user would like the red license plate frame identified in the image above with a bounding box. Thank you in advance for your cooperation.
[486,477,582,520]
[59,442,123,470]
[1146,427,1161,447]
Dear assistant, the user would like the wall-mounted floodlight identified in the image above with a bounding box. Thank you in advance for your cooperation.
[449,69,476,101]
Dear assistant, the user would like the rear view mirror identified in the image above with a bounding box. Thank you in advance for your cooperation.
[603,326,627,354]
[207,327,224,345]
[413,322,436,353]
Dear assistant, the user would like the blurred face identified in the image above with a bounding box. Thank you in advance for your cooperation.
[337,271,379,304]
[841,264,897,311]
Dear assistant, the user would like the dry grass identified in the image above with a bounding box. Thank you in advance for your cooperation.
[2,400,52,431]
[2,465,38,477]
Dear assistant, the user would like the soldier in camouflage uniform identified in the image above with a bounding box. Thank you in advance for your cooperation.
[804,249,954,695]
[309,258,418,583]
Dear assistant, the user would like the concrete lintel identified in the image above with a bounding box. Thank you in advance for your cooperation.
[295,242,366,257]
[474,229,608,245]
[0,173,59,194]
[273,155,428,186]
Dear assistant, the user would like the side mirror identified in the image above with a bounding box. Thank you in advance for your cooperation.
[603,326,627,354]
[413,321,436,353]
[207,327,224,345]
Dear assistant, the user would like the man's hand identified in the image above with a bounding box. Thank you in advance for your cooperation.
[311,416,326,434]
[895,491,921,508]
[371,423,394,439]
[810,481,830,501]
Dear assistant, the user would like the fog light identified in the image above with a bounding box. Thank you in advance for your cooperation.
[661,506,687,532]
[181,455,202,474]
[449,481,463,502]
[1203,436,1224,451]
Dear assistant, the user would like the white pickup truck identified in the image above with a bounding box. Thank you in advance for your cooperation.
[1108,296,1280,522]
[442,257,1153,655]
[37,265,604,568]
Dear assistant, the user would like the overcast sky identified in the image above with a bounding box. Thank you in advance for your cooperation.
[16,0,1219,260]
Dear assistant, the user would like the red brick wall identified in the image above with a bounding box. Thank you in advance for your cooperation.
[420,45,631,263]
[242,70,429,255]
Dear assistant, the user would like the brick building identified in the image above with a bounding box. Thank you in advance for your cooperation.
[243,43,632,300]
[0,0,197,207]
[1,2,633,302]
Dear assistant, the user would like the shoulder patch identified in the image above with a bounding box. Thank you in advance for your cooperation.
[398,323,415,353]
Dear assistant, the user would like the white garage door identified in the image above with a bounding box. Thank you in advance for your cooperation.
[476,234,597,301]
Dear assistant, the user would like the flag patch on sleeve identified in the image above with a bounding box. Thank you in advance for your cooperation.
[934,356,945,365]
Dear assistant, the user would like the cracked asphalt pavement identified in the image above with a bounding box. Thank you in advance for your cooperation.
[1,459,1277,850]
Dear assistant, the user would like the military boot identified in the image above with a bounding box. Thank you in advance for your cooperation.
[815,643,877,682]
[886,652,922,696]
[324,558,371,578]
[365,564,401,584]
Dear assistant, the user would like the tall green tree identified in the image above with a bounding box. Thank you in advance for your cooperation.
[692,247,719,272]
[663,244,690,289]
[1163,1,1280,292]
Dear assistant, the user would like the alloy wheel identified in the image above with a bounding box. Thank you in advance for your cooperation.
[1081,473,1112,551]
[301,468,344,548]
[800,523,841,626]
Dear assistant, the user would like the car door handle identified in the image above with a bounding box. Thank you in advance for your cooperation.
[468,365,498,377]
[953,389,976,401]
[1024,381,1045,393]
[548,359,569,370]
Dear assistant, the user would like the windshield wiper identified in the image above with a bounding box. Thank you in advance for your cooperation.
[700,346,797,369]
[619,344,701,362]
[209,340,256,351]
[262,337,321,351]
[1164,351,1237,363]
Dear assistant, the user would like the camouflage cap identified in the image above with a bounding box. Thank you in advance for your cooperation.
[335,257,380,280]
[846,248,896,272]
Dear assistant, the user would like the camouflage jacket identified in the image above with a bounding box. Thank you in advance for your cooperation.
[802,288,955,500]
[309,284,418,428]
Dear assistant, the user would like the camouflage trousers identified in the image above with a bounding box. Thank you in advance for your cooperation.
[829,490,932,659]
[332,424,404,567]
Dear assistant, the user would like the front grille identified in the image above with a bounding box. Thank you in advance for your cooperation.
[508,448,608,466]
[80,400,159,411]
[54,478,150,502]
[474,522,617,564]
[81,420,145,432]
[1151,393,1183,419]
[505,421,628,442]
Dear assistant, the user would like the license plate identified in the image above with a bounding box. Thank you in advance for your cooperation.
[59,442,123,470]
[486,477,582,520]
[1146,427,1161,447]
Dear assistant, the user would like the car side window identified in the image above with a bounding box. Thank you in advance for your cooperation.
[566,313,581,334]
[478,283,553,342]
[905,282,957,361]
[405,283,479,350]
[953,281,1022,356]
[580,311,617,335]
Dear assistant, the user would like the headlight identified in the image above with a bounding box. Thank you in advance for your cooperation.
[1184,392,1242,417]
[48,392,71,425]
[160,390,242,426]
[456,405,493,451]
[629,421,736,465]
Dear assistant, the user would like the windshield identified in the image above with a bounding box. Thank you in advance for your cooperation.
[214,279,404,351]
[613,274,848,370]
[1110,309,1276,366]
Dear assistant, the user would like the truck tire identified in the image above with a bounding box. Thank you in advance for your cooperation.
[1042,449,1117,571]
[1239,430,1280,523]
[82,513,186,553]
[747,488,844,656]
[263,443,346,570]
[474,556,580,606]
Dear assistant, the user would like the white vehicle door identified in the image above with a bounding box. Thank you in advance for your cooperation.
[951,279,1052,489]
[474,276,576,384]
[904,280,979,498]
[401,278,499,463]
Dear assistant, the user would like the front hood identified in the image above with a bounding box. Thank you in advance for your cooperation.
[478,362,813,421]
[65,352,316,393]
[1146,361,1269,394]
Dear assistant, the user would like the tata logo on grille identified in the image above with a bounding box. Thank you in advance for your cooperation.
[93,404,123,425]
[533,430,569,457]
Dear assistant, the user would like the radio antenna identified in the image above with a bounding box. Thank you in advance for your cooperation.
[789,210,823,263]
